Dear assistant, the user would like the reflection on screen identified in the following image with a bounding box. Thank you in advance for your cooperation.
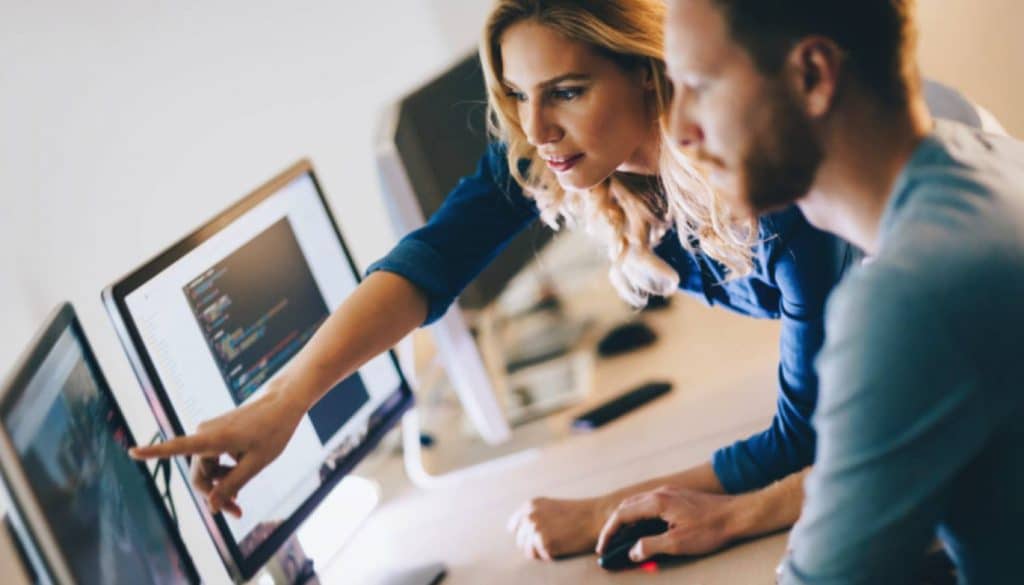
[5,329,193,585]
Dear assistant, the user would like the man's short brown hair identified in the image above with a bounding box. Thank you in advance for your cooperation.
[711,0,919,106]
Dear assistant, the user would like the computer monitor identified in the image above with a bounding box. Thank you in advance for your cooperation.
[102,160,414,582]
[0,303,200,585]
[375,52,552,445]
[382,52,552,311]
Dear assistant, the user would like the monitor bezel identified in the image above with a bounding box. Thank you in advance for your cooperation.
[101,159,414,582]
[0,302,202,585]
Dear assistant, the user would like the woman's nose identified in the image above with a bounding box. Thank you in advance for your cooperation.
[523,103,562,146]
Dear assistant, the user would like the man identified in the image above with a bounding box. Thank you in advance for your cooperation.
[599,1,1024,582]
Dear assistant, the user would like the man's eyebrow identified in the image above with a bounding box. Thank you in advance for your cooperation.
[503,73,592,91]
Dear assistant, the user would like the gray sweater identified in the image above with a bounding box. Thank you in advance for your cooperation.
[782,120,1024,584]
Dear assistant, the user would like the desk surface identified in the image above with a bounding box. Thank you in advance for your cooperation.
[321,293,787,585]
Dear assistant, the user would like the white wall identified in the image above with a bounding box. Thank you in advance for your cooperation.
[918,0,1024,137]
[0,1,482,581]
[0,0,1020,581]
[0,2,472,405]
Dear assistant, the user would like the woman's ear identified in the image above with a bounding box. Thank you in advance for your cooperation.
[646,67,658,91]
[638,60,657,91]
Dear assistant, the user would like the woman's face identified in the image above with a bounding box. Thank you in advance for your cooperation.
[500,21,659,190]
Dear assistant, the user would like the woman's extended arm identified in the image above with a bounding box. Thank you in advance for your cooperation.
[131,270,428,515]
[132,144,541,515]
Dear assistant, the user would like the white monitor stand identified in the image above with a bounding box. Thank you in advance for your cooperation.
[396,303,593,489]
[375,103,511,447]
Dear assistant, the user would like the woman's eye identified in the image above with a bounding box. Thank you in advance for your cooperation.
[506,90,527,102]
[550,87,584,101]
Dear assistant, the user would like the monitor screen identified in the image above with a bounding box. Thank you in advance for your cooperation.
[103,160,413,581]
[0,304,200,585]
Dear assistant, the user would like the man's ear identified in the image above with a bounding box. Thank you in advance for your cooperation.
[785,37,843,118]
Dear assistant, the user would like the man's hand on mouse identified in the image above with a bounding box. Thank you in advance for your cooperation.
[507,495,618,560]
[596,486,746,563]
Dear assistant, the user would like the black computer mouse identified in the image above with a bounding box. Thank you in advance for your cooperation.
[597,518,669,571]
[641,295,672,312]
[597,321,657,357]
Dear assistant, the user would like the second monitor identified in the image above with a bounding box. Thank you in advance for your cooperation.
[0,303,200,585]
[103,159,414,582]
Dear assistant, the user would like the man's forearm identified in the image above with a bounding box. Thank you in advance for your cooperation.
[724,466,809,541]
[606,461,726,504]
[602,462,809,542]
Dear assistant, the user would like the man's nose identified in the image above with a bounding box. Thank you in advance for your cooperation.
[669,92,704,148]
[674,119,704,148]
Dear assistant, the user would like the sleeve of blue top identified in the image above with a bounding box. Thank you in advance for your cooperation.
[710,212,854,494]
[365,142,539,325]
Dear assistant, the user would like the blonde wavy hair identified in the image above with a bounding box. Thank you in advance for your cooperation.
[481,0,758,306]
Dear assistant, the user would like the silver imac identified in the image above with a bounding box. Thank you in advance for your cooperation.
[102,160,414,582]
[375,52,560,446]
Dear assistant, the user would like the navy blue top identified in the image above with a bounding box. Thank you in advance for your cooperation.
[367,143,857,493]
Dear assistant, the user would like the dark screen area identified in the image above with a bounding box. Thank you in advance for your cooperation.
[4,328,195,585]
[183,216,369,442]
[394,53,552,310]
[307,374,370,445]
[184,217,330,405]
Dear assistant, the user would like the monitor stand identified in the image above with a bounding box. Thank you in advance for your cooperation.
[260,534,319,584]
[377,562,447,585]
[396,305,591,486]
[261,533,447,585]
[257,475,404,584]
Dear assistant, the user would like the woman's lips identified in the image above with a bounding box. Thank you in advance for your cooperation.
[545,153,584,173]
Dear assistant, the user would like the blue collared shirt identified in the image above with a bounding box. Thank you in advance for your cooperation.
[367,143,858,494]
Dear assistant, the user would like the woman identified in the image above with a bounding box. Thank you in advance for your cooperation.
[132,0,851,562]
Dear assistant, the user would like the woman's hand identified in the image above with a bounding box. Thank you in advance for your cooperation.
[596,486,746,563]
[129,384,308,518]
[507,496,617,561]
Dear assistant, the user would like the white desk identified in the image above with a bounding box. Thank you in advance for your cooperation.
[321,294,788,584]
